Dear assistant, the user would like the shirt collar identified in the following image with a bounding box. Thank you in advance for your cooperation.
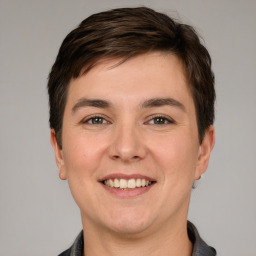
[187,221,216,256]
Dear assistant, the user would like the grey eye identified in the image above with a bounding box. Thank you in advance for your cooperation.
[85,116,107,124]
[148,116,172,125]
[153,117,167,124]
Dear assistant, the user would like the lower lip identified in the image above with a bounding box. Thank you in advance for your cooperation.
[100,183,155,198]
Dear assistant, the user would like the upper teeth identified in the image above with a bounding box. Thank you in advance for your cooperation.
[104,178,152,189]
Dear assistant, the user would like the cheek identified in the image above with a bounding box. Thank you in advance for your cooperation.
[61,133,101,210]
[150,132,198,181]
[144,133,199,220]
[62,130,107,173]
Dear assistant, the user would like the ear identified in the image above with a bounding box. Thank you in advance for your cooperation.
[50,129,67,180]
[195,125,215,180]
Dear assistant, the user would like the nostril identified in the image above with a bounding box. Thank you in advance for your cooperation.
[111,154,141,161]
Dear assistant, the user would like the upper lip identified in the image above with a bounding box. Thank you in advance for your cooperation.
[98,173,156,182]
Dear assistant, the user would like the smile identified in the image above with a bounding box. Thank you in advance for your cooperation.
[103,178,153,189]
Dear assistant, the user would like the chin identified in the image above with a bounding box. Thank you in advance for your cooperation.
[105,209,155,235]
[110,220,150,235]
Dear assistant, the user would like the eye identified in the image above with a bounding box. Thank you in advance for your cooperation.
[147,115,174,125]
[83,116,108,125]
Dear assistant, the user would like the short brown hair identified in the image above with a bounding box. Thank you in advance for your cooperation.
[48,7,215,146]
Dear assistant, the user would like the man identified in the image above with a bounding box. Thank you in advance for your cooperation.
[48,7,216,256]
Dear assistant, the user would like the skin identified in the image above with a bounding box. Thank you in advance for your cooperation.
[51,52,215,256]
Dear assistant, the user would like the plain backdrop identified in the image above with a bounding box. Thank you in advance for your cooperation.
[0,0,255,255]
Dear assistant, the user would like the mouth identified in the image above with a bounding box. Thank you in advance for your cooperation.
[98,174,156,197]
[102,178,155,190]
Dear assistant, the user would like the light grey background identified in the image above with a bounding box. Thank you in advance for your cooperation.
[0,0,255,255]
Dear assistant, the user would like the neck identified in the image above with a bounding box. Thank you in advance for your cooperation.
[81,216,193,256]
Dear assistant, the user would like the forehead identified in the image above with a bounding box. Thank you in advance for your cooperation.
[66,52,193,108]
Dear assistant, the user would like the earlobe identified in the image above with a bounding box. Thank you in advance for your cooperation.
[195,125,215,179]
[50,129,67,180]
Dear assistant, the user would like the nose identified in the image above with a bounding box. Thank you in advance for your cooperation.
[108,122,147,163]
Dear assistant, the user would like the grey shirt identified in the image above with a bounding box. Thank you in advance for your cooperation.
[58,221,216,256]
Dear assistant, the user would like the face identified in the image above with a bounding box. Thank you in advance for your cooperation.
[51,52,214,237]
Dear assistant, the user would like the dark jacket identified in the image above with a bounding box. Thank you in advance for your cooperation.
[58,221,216,256]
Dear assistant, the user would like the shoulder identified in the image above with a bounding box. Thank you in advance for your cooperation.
[58,248,71,256]
[57,230,84,256]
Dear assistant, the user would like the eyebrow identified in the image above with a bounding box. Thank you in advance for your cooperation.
[72,98,112,113]
[141,98,185,111]
[72,97,185,113]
